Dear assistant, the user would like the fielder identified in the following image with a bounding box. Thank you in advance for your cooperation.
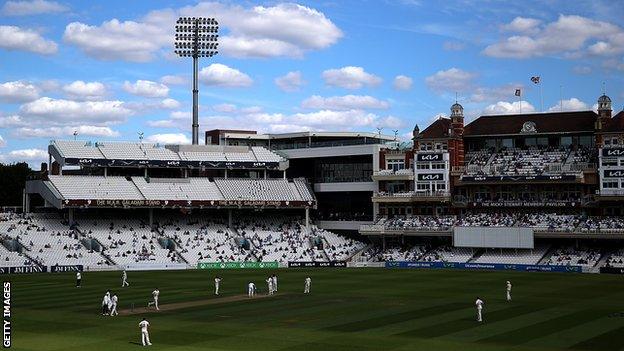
[248,282,256,297]
[102,291,111,315]
[147,288,160,310]
[266,276,274,295]
[139,318,152,346]
[214,276,222,295]
[506,281,512,301]
[122,270,129,287]
[272,274,278,292]
[304,277,311,294]
[475,297,484,322]
[76,272,82,288]
[110,293,118,316]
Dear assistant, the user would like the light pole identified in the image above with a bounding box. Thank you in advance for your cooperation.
[174,17,219,145]
[138,132,144,143]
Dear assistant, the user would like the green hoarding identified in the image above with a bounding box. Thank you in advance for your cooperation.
[197,261,279,269]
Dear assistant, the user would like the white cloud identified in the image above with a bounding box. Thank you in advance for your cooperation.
[20,97,133,125]
[469,84,525,103]
[213,103,237,113]
[275,71,305,92]
[123,80,169,98]
[442,41,465,51]
[0,135,5,148]
[160,98,180,109]
[289,110,377,127]
[15,126,120,138]
[301,95,390,110]
[160,75,187,86]
[484,15,624,58]
[322,66,382,89]
[63,17,171,62]
[378,116,404,129]
[199,63,253,88]
[183,2,343,58]
[0,148,47,166]
[393,75,413,91]
[0,25,57,55]
[62,3,341,61]
[0,81,39,103]
[146,133,190,145]
[502,17,541,35]
[482,101,536,115]
[547,98,589,112]
[2,0,67,16]
[62,81,107,101]
[425,68,477,93]
[0,115,25,128]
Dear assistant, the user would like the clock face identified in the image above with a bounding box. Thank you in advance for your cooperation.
[521,121,537,134]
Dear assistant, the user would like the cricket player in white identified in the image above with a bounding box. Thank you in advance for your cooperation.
[475,297,484,322]
[147,288,160,310]
[506,281,512,301]
[214,276,222,295]
[248,282,256,297]
[139,318,152,346]
[122,270,129,287]
[266,277,274,295]
[304,277,311,294]
[272,274,278,292]
[110,294,118,316]
[76,272,82,288]
[102,291,111,315]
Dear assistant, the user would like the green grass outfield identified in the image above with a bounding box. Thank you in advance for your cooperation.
[7,268,624,351]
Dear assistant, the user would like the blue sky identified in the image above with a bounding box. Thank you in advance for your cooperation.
[0,0,623,165]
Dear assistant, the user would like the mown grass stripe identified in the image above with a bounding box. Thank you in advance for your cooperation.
[327,302,466,332]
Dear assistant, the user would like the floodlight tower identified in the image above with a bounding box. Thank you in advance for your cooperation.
[174,17,219,145]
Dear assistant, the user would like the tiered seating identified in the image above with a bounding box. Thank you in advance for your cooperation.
[252,147,284,162]
[381,216,455,231]
[420,246,475,263]
[293,178,315,202]
[133,177,223,201]
[49,176,143,200]
[605,249,624,268]
[473,245,549,264]
[53,140,104,159]
[317,228,365,261]
[52,140,284,164]
[0,245,35,267]
[159,216,252,264]
[79,219,179,266]
[235,216,323,262]
[463,146,592,177]
[0,214,108,268]
[214,179,300,201]
[544,246,601,267]
[47,176,315,203]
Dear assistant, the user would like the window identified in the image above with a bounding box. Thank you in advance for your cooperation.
[416,164,430,169]
[431,163,446,169]
[603,181,619,189]
[502,138,513,148]
[560,136,572,146]
[386,159,405,171]
[417,183,431,191]
[436,183,446,190]
[602,159,617,166]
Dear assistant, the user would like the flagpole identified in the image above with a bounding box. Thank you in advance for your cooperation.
[540,81,543,112]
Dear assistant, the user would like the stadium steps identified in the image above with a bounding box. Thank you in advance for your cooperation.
[72,227,115,266]
[592,250,613,273]
[153,226,190,266]
[466,248,485,263]
[537,247,558,265]
[349,244,372,262]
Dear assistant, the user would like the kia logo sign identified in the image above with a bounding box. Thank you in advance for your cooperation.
[603,148,624,157]
[417,173,443,181]
[417,153,443,161]
[604,169,624,178]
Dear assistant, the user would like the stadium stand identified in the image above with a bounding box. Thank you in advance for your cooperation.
[544,246,602,267]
